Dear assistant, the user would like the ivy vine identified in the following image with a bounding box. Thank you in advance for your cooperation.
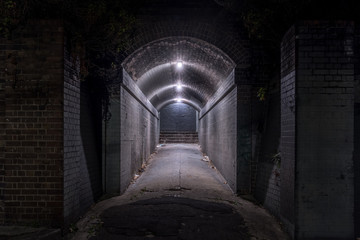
[1,0,143,121]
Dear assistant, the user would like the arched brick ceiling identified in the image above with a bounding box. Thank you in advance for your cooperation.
[122,37,236,110]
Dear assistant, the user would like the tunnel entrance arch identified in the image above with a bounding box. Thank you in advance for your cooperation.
[104,28,254,195]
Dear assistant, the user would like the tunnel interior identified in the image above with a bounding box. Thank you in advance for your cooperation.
[0,2,359,239]
[104,35,242,195]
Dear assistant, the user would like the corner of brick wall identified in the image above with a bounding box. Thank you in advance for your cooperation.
[279,23,296,238]
[63,45,81,225]
[280,21,356,239]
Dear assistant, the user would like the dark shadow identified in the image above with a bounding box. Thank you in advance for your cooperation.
[90,197,249,240]
[79,81,103,215]
[253,91,281,217]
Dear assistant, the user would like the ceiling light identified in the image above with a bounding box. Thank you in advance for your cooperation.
[176,61,183,68]
[176,83,182,91]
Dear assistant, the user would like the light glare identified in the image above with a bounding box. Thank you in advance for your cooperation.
[176,83,182,91]
[176,61,183,68]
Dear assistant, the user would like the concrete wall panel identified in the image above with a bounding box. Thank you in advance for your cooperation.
[120,86,159,193]
[160,103,197,132]
[199,72,237,191]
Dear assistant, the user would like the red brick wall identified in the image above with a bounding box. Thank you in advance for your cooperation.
[0,20,64,226]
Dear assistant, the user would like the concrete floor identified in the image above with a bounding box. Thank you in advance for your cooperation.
[72,144,290,240]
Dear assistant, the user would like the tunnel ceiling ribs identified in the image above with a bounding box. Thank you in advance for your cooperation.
[122,37,236,110]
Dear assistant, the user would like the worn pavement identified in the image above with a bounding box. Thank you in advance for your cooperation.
[71,144,290,240]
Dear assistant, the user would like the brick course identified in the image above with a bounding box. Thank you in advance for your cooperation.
[280,25,296,237]
[63,47,81,225]
[0,20,64,226]
[280,21,356,239]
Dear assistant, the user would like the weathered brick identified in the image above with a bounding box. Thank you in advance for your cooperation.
[279,21,355,239]
[0,20,64,226]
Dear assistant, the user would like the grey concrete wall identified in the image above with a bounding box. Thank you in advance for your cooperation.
[104,70,159,194]
[120,70,159,193]
[104,94,121,194]
[281,21,355,239]
[199,71,237,191]
[120,86,159,193]
[160,103,197,132]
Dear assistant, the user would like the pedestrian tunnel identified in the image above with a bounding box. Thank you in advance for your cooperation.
[103,36,248,195]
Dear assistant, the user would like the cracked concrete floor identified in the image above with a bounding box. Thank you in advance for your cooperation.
[71,144,290,240]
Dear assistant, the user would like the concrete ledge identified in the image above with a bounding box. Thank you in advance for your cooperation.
[199,70,235,119]
[122,69,159,119]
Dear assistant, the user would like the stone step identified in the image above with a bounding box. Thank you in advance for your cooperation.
[159,135,198,138]
[159,131,198,143]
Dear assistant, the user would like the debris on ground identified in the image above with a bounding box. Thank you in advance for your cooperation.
[202,156,210,162]
[165,186,192,192]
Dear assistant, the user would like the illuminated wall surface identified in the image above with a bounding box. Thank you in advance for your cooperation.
[160,103,197,132]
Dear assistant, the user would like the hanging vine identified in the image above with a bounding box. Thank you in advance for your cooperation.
[1,0,143,121]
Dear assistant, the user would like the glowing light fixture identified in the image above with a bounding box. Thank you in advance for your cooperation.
[176,61,183,68]
[176,83,182,91]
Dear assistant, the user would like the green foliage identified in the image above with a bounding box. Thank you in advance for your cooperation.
[221,0,359,48]
[0,0,142,121]
[62,0,140,121]
[0,0,19,38]
[271,152,281,168]
[242,8,274,41]
[257,87,267,101]
[69,223,79,233]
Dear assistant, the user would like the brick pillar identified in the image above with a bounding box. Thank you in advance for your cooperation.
[0,20,64,226]
[281,21,355,239]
